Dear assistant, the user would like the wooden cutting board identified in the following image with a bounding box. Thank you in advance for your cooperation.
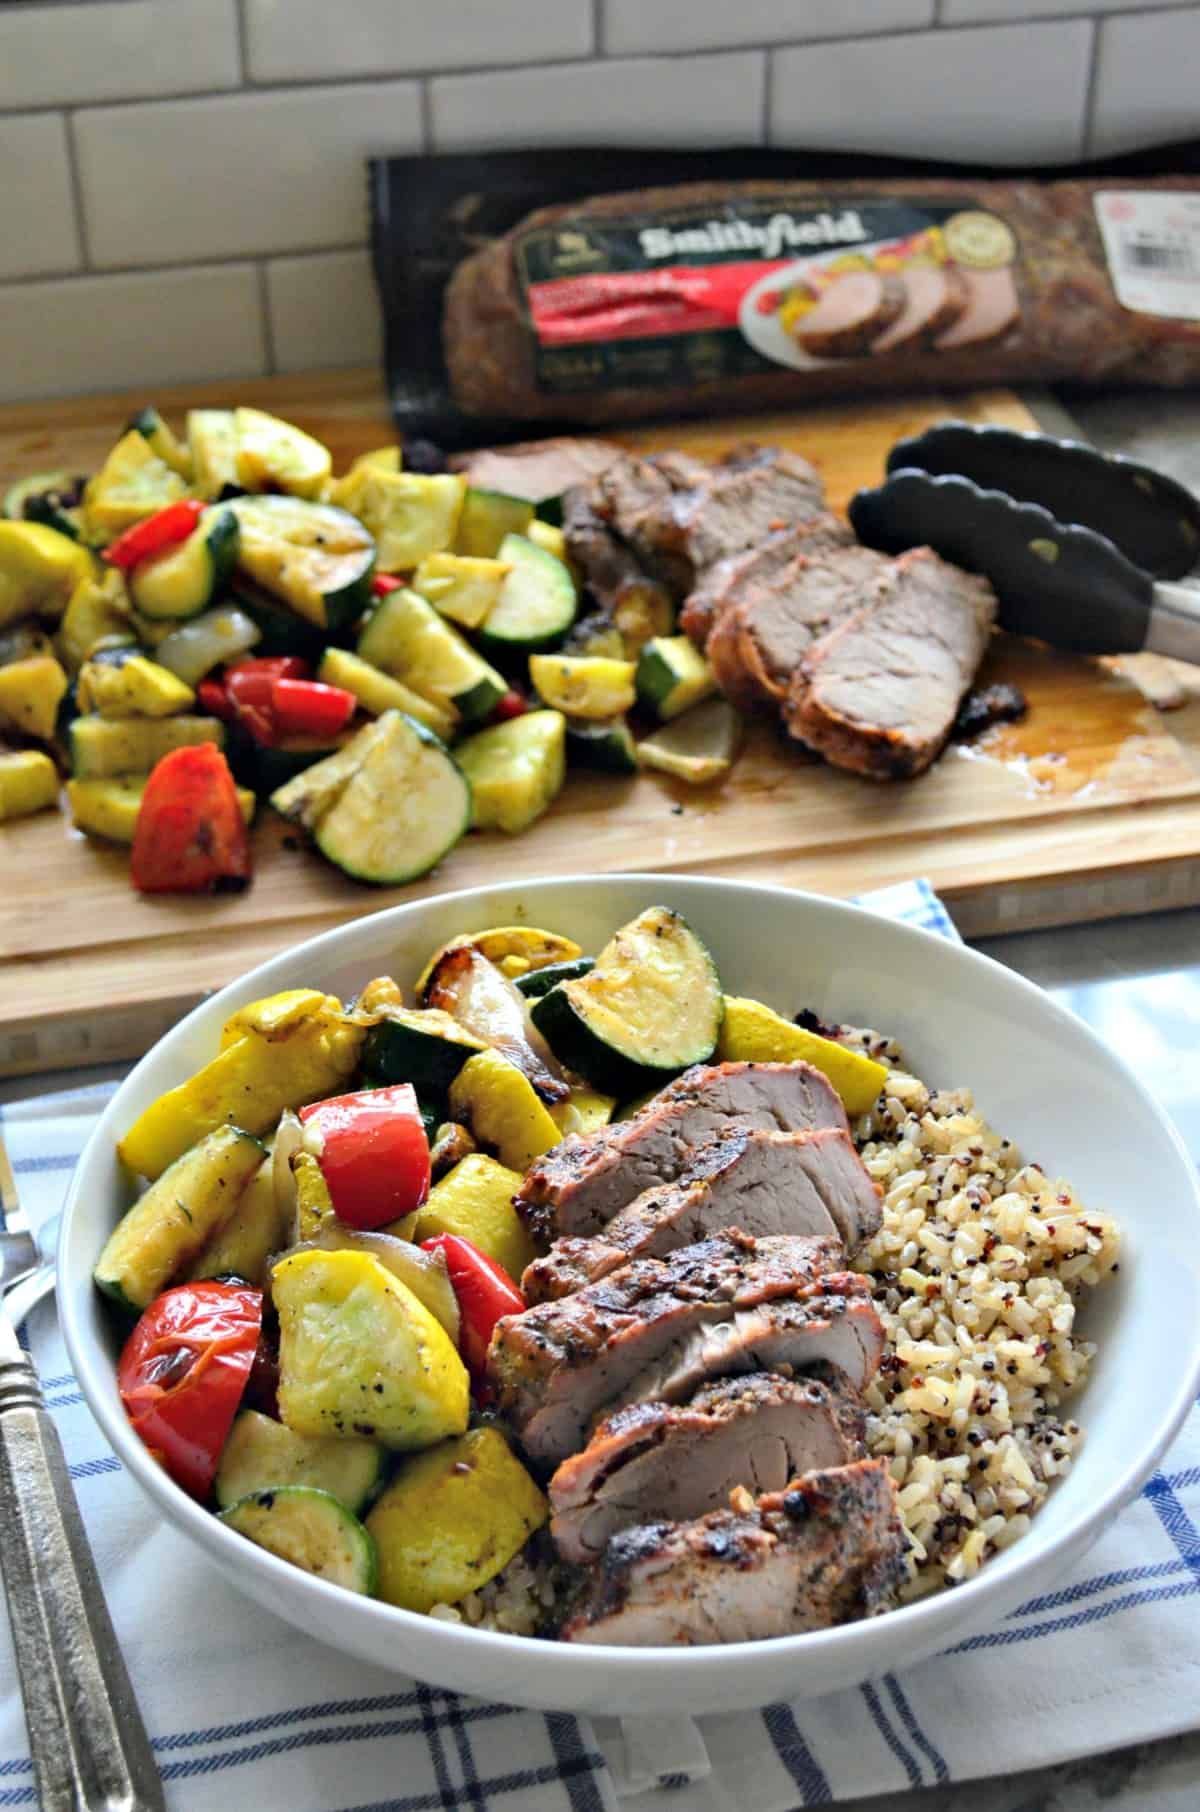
[1,369,1198,1079]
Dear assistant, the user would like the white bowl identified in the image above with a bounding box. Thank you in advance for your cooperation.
[60,875,1200,1718]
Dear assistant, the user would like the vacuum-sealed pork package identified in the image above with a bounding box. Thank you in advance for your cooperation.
[370,145,1200,448]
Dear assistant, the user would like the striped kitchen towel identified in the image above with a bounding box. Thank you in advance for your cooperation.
[1,879,1197,1812]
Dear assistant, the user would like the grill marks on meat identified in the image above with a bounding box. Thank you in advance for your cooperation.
[489,1231,880,1466]
[515,1060,850,1246]
[523,1125,881,1304]
[560,1459,907,1645]
[549,1366,866,1562]
[784,547,998,779]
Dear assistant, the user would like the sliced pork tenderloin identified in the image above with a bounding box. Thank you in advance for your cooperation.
[560,1459,908,1644]
[934,266,1020,350]
[522,1125,880,1304]
[720,540,895,712]
[549,1365,866,1562]
[783,546,998,779]
[489,1232,880,1466]
[515,1060,851,1246]
[794,271,906,359]
[679,514,853,650]
[870,263,970,353]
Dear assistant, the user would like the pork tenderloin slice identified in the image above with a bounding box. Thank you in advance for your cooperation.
[562,481,649,610]
[795,272,906,360]
[515,1060,850,1246]
[934,266,1020,350]
[450,437,623,503]
[549,1366,866,1562]
[724,541,895,710]
[783,547,998,779]
[560,1459,908,1644]
[523,1126,880,1304]
[648,448,827,588]
[679,515,852,651]
[870,263,970,353]
[490,1231,855,1465]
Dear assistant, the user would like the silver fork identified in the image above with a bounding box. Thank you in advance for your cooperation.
[0,1132,165,1812]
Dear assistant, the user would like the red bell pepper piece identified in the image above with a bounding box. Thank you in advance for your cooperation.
[104,498,206,571]
[130,743,252,894]
[196,677,235,721]
[372,574,404,597]
[491,688,529,723]
[419,1233,524,1377]
[118,1281,262,1500]
[225,656,311,688]
[299,1083,430,1230]
[270,678,356,740]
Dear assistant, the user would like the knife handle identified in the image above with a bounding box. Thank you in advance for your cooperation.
[0,1351,165,1812]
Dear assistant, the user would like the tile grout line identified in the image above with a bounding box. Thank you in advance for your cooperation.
[233,0,252,88]
[61,108,92,273]
[0,243,368,291]
[760,46,772,146]
[418,75,432,154]
[255,260,276,376]
[593,0,605,57]
[1080,15,1103,160]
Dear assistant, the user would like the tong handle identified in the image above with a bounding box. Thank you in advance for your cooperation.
[0,1348,165,1811]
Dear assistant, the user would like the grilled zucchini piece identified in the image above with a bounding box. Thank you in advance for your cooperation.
[357,589,504,725]
[187,409,241,501]
[637,696,742,785]
[94,1124,265,1311]
[4,469,87,540]
[635,635,716,721]
[128,406,192,479]
[366,1427,547,1613]
[272,1247,470,1450]
[514,956,596,999]
[476,534,576,655]
[57,570,132,673]
[215,1410,385,1515]
[332,468,465,571]
[0,750,58,821]
[268,717,385,827]
[529,653,635,720]
[530,905,723,1096]
[563,715,638,774]
[716,996,889,1116]
[316,646,457,741]
[219,1486,378,1594]
[454,488,533,558]
[311,711,470,886]
[128,506,239,621]
[234,407,331,500]
[455,708,565,835]
[186,1148,285,1285]
[231,495,375,633]
[361,1007,486,1101]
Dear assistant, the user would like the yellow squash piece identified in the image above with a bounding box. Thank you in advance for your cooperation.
[550,1087,616,1139]
[637,696,742,786]
[77,653,194,719]
[221,987,334,1048]
[412,553,510,630]
[0,653,68,740]
[188,1148,289,1286]
[413,1152,535,1280]
[67,776,254,844]
[529,653,635,719]
[118,997,362,1180]
[716,995,889,1117]
[0,750,58,821]
[272,1248,470,1450]
[84,431,187,538]
[447,1049,562,1173]
[293,1151,336,1241]
[367,1426,547,1613]
[332,469,465,572]
[416,925,581,993]
[525,520,568,564]
[316,647,457,741]
[0,521,93,629]
[234,407,332,500]
[456,709,565,835]
[347,446,401,477]
[57,569,132,673]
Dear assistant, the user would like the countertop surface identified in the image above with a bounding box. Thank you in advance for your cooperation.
[3,387,1198,1812]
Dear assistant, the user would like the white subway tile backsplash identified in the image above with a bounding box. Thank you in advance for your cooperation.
[267,250,383,372]
[0,0,239,112]
[1090,9,1200,156]
[770,21,1091,164]
[75,84,423,269]
[431,51,766,151]
[0,115,81,281]
[603,0,933,56]
[246,0,593,85]
[0,265,265,403]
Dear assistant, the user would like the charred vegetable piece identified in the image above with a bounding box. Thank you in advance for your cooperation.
[219,1486,378,1593]
[130,744,252,895]
[423,943,568,1104]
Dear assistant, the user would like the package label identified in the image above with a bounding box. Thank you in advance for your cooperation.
[1094,190,1200,322]
[512,194,1021,394]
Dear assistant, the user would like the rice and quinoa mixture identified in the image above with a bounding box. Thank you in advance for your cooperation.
[433,1028,1121,1633]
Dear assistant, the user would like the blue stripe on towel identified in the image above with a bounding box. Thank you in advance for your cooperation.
[762,1704,832,1804]
[883,1674,949,1785]
[859,1681,922,1788]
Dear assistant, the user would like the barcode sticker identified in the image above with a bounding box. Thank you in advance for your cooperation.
[1095,190,1200,320]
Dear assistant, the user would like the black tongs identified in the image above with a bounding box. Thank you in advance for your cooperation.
[849,422,1200,665]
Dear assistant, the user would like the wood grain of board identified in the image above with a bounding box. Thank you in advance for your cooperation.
[1,369,1198,1078]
